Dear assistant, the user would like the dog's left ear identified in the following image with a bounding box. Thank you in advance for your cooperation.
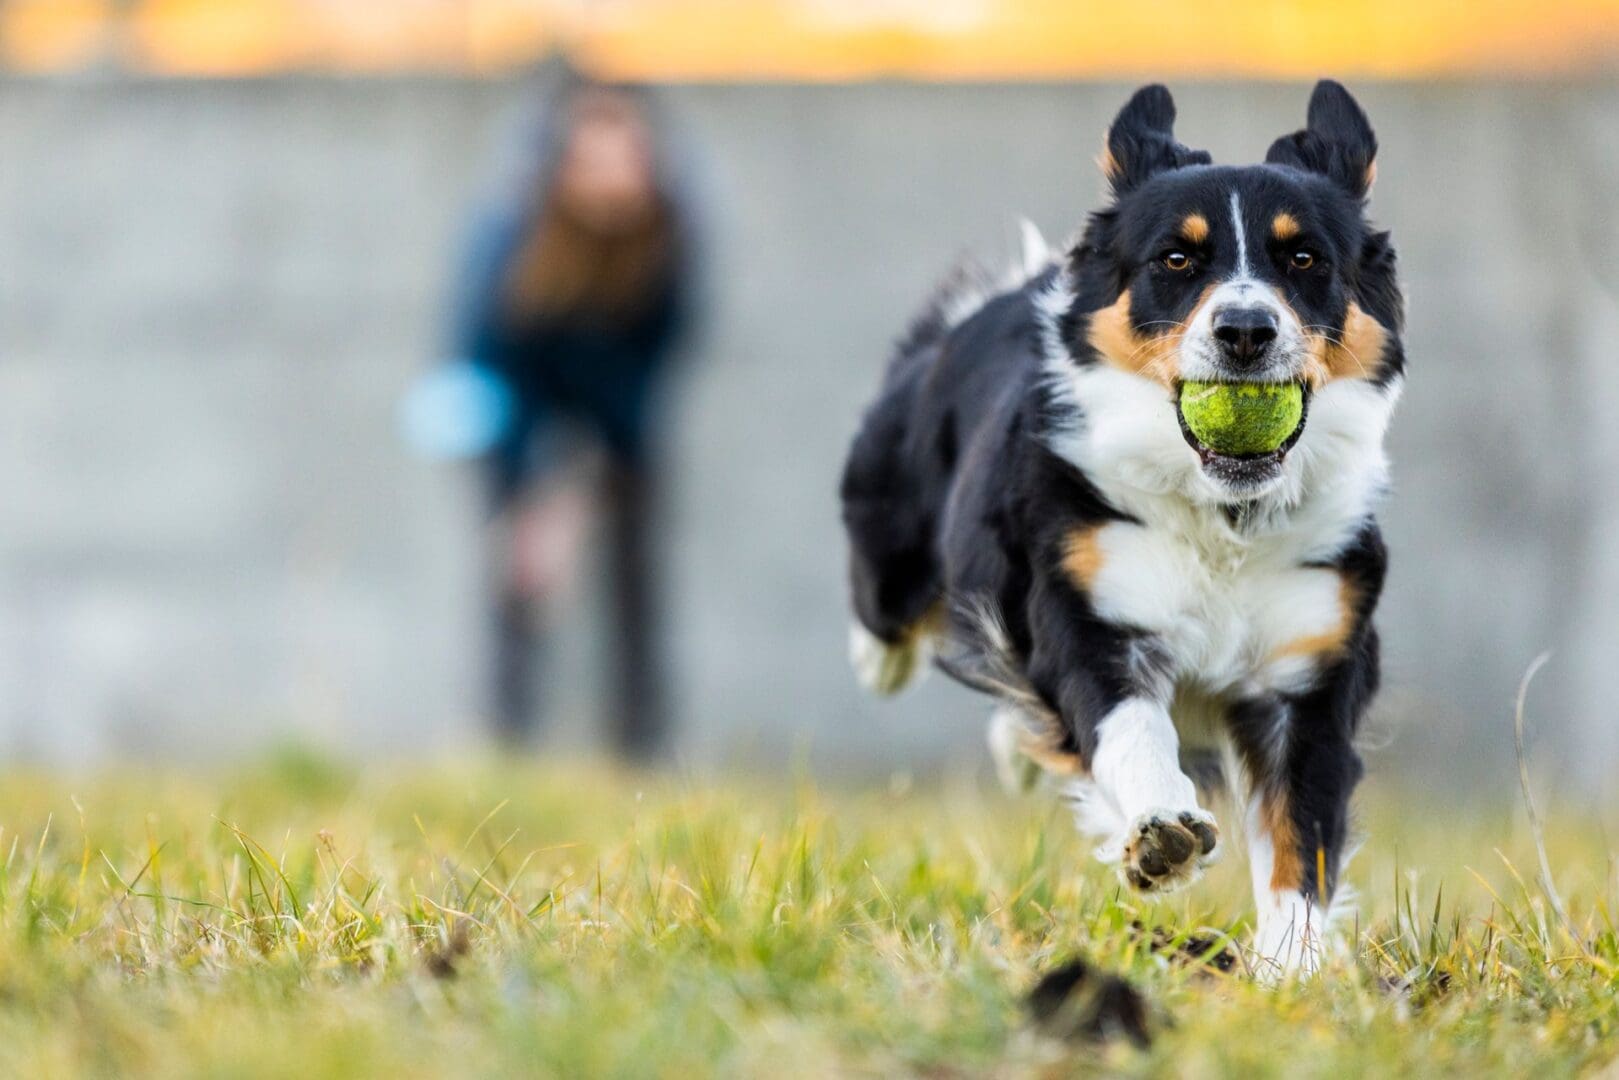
[1101,84,1212,196]
[1265,80,1379,200]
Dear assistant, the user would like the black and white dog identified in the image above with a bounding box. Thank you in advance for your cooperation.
[839,81,1402,975]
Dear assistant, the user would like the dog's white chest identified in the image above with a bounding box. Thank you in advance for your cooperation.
[1085,518,1346,696]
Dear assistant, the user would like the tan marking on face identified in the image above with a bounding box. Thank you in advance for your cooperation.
[1271,577,1358,663]
[1263,791,1305,892]
[1085,287,1213,387]
[1061,525,1105,591]
[1364,160,1378,194]
[1302,302,1390,387]
[1271,212,1301,241]
[1086,292,1148,376]
[1180,213,1210,244]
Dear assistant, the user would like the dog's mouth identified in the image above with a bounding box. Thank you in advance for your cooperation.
[1174,382,1311,492]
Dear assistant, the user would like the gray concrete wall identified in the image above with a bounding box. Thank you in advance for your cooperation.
[1,76,1616,785]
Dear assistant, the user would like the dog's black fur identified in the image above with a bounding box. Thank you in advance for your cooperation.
[841,81,1404,964]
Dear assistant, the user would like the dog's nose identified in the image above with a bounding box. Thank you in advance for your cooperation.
[1211,306,1279,366]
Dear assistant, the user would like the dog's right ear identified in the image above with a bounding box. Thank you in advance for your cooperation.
[1100,84,1211,196]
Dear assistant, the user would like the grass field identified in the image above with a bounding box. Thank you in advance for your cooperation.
[0,750,1614,1078]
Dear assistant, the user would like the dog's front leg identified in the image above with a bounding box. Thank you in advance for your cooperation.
[1083,697,1220,891]
[1229,678,1366,980]
[1023,572,1218,892]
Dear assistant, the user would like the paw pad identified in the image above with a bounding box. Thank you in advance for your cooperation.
[1122,811,1219,893]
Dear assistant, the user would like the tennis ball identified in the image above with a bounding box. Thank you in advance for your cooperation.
[1178,381,1303,455]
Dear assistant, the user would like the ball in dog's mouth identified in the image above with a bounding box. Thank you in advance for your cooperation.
[1175,381,1310,492]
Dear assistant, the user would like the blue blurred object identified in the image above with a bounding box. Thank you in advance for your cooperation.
[399,361,515,460]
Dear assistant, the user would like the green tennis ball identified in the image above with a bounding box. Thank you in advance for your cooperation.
[1178,381,1304,455]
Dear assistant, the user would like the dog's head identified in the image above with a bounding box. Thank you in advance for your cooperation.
[1054,81,1404,503]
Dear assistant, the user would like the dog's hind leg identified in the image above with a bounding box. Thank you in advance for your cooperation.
[839,373,944,697]
[987,704,1089,793]
[848,607,940,697]
[987,706,1041,793]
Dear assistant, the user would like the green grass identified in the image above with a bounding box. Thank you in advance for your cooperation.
[0,750,1614,1078]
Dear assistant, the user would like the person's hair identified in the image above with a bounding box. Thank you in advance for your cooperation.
[502,84,675,326]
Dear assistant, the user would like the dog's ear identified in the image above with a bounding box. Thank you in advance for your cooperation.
[1265,80,1379,200]
[1100,84,1211,196]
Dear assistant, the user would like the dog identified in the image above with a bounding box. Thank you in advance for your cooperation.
[839,81,1402,976]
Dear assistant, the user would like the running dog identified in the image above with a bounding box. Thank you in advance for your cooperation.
[839,81,1402,975]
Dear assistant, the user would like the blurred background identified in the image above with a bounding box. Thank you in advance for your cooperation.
[1,1,1617,790]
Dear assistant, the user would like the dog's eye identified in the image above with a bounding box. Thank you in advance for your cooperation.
[1162,251,1192,272]
[1290,250,1316,270]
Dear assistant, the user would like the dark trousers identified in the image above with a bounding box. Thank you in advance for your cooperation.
[491,462,667,760]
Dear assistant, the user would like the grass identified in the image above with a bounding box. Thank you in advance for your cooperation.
[0,748,1614,1078]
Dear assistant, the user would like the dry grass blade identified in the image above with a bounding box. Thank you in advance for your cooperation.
[1511,652,1595,965]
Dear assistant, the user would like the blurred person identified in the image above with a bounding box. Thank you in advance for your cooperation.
[440,73,699,759]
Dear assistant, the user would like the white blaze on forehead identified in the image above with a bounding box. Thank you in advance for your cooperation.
[1229,190,1251,278]
[1196,189,1281,326]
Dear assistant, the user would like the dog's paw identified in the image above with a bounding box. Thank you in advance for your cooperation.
[1249,892,1329,982]
[849,621,927,696]
[1119,809,1220,893]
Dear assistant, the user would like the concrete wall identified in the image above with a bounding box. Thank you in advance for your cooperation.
[1,76,1616,785]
